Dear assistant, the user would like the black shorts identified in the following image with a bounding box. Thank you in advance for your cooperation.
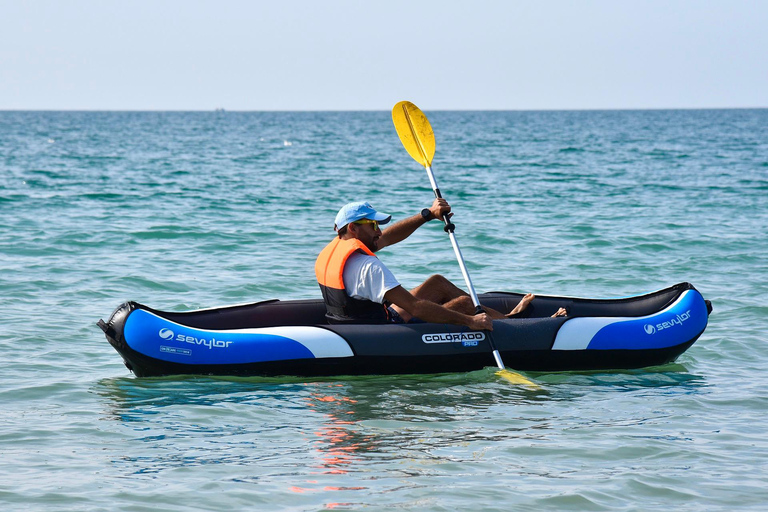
[387,307,424,324]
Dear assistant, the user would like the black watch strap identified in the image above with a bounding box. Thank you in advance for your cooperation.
[421,208,432,221]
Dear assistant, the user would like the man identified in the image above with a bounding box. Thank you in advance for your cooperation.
[315,199,561,330]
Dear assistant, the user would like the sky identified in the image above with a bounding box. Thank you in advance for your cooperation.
[2,0,767,111]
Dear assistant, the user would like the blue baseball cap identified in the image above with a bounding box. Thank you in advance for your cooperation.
[334,201,392,231]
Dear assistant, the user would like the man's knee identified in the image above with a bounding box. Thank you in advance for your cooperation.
[423,274,450,288]
[413,274,464,304]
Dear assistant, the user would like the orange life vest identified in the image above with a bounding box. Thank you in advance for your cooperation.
[315,237,390,324]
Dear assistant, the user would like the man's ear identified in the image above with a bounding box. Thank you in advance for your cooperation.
[346,223,358,237]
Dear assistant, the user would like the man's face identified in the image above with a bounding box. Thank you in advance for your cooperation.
[350,219,381,252]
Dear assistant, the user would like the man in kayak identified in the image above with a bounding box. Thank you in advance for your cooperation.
[315,200,563,330]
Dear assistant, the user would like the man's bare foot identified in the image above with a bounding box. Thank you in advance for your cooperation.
[551,307,567,318]
[506,293,535,317]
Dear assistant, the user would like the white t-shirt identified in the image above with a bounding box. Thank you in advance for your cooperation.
[342,252,401,304]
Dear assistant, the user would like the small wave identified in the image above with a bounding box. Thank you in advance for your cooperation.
[129,226,208,240]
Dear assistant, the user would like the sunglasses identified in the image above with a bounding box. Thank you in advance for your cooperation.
[353,219,380,231]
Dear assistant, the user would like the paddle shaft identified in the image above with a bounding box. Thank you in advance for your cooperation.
[424,165,507,371]
[392,100,511,373]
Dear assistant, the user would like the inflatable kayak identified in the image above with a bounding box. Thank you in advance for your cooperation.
[99,282,711,378]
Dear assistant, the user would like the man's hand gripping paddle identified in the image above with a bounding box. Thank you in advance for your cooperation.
[391,101,537,387]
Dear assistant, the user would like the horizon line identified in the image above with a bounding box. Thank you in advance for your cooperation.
[1,106,767,114]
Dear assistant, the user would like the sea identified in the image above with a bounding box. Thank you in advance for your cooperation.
[1,109,766,511]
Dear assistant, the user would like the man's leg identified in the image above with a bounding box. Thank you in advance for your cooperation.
[389,275,465,323]
[409,275,468,305]
[440,293,566,320]
[391,274,538,322]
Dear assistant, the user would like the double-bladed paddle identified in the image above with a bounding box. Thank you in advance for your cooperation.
[391,101,536,387]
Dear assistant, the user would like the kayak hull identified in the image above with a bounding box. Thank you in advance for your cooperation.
[99,282,711,378]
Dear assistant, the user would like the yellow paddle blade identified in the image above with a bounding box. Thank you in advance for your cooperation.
[392,101,436,168]
[496,369,539,388]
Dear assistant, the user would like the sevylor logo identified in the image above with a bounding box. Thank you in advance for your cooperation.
[422,332,486,343]
[157,328,234,349]
[644,310,692,335]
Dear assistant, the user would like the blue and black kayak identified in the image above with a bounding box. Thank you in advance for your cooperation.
[99,282,711,378]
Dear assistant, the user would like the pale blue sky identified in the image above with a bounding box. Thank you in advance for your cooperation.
[2,0,766,110]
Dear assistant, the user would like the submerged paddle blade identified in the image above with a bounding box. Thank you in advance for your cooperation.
[392,101,436,168]
[496,369,539,388]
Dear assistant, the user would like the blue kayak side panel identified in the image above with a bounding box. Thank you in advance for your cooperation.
[124,309,317,365]
[553,289,708,351]
[588,289,708,350]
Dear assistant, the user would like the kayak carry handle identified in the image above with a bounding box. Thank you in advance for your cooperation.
[97,319,115,338]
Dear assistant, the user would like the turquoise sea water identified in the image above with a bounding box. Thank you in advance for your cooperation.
[1,109,767,511]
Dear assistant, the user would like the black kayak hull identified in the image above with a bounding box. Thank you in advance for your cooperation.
[99,282,711,378]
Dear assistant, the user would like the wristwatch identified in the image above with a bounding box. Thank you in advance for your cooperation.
[421,208,433,221]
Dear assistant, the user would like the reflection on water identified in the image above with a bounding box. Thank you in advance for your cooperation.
[97,369,549,425]
[93,365,707,509]
[303,383,371,476]
[534,364,705,388]
[96,365,705,421]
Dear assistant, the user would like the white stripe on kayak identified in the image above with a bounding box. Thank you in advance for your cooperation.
[251,326,354,358]
[551,317,619,350]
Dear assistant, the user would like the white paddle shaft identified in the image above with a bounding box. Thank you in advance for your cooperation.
[427,167,506,371]
[425,165,481,305]
[446,230,482,308]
